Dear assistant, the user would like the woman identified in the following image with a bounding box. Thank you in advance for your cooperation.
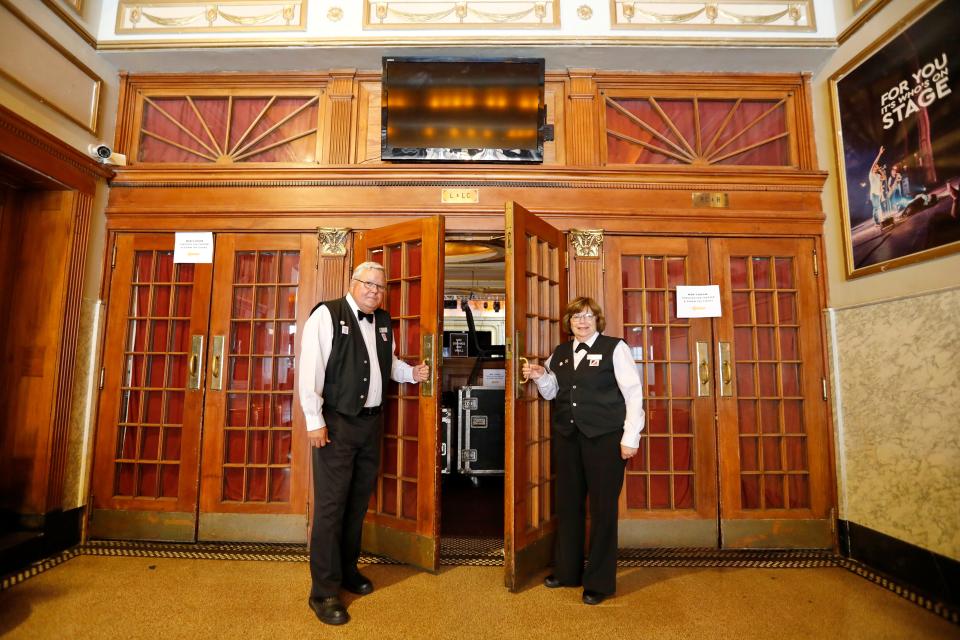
[522,296,644,605]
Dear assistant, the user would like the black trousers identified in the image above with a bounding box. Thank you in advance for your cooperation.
[552,428,626,595]
[309,408,382,599]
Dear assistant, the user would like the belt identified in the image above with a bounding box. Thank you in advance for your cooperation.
[357,405,382,416]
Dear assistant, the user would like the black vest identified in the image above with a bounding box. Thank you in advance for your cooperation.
[550,334,627,438]
[317,297,393,416]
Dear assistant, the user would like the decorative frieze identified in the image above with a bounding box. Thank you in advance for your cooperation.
[611,1,815,31]
[570,229,603,257]
[318,228,349,256]
[364,1,559,29]
[116,1,307,33]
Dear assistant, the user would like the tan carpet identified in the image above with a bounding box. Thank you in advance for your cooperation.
[0,556,955,639]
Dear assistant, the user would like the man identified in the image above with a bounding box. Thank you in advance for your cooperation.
[297,261,430,626]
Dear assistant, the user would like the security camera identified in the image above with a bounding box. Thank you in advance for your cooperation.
[88,143,127,167]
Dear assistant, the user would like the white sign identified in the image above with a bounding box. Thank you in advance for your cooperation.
[482,369,506,388]
[676,285,721,318]
[174,232,213,263]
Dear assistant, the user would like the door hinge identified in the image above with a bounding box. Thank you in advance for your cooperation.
[98,367,105,390]
[822,377,828,400]
[812,248,819,276]
[110,244,117,269]
[564,251,569,270]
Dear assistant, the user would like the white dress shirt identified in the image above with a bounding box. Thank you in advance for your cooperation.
[532,331,645,448]
[298,293,417,431]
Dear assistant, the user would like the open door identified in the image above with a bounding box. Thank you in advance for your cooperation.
[354,216,444,572]
[504,202,567,591]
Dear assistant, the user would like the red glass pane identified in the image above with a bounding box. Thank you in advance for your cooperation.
[758,364,777,396]
[125,355,144,388]
[756,328,775,361]
[387,284,402,314]
[280,252,299,284]
[146,355,166,387]
[172,286,192,316]
[248,430,269,464]
[381,477,397,515]
[227,394,246,426]
[736,364,755,396]
[234,253,256,284]
[232,322,251,354]
[738,400,757,434]
[270,468,291,502]
[755,292,774,324]
[674,475,694,509]
[405,319,420,356]
[276,358,294,391]
[385,399,399,436]
[644,257,665,288]
[257,252,277,283]
[775,258,794,288]
[405,280,421,315]
[252,322,274,354]
[753,258,772,289]
[133,252,153,283]
[406,242,421,278]
[225,430,246,463]
[741,475,760,509]
[782,364,800,396]
[783,400,804,434]
[271,430,291,464]
[154,252,173,281]
[669,326,689,360]
[166,391,184,423]
[622,256,642,288]
[138,464,158,497]
[152,285,171,316]
[232,287,254,319]
[732,293,751,324]
[788,475,809,508]
[141,426,160,459]
[650,475,670,509]
[143,391,163,423]
[780,328,799,360]
[623,292,643,324]
[255,287,277,319]
[764,475,784,508]
[175,263,195,283]
[760,400,780,434]
[647,363,668,398]
[276,321,295,355]
[278,287,297,318]
[402,481,418,520]
[646,292,665,323]
[230,357,250,390]
[740,437,759,471]
[402,399,419,438]
[785,437,807,471]
[252,356,276,389]
[273,395,293,428]
[160,465,179,498]
[648,327,667,360]
[649,437,669,471]
[369,248,384,265]
[647,399,668,434]
[129,327,153,362]
[383,437,399,476]
[171,321,190,352]
[223,468,244,501]
[387,245,402,279]
[167,356,186,387]
[734,328,753,360]
[247,468,267,502]
[150,321,169,351]
[666,258,686,287]
[670,364,690,396]
[120,391,141,423]
[729,258,748,289]
[162,427,181,461]
[625,474,647,509]
[118,426,137,459]
[673,436,692,471]
[250,394,270,426]
[762,437,782,471]
[777,293,796,324]
[672,401,691,434]
[130,286,150,316]
[402,440,418,479]
[116,463,135,496]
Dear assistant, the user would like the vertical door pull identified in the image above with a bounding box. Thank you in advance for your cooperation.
[717,341,733,397]
[695,341,711,397]
[209,335,225,391]
[515,331,525,398]
[187,335,204,390]
[421,334,434,397]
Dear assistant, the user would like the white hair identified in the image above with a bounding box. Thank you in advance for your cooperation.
[352,261,385,279]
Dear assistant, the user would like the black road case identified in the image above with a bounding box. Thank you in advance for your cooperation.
[457,386,505,476]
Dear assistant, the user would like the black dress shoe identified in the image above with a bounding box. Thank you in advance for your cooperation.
[544,574,581,588]
[342,573,374,596]
[582,590,607,605]
[309,596,349,625]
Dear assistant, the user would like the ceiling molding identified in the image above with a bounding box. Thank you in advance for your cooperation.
[39,0,97,48]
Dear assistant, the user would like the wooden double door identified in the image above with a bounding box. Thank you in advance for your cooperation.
[603,236,833,548]
[90,232,318,541]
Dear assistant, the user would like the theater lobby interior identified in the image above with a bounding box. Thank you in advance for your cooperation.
[0,0,957,638]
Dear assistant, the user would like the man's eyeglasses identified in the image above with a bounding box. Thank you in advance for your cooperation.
[353,278,386,293]
[571,312,595,321]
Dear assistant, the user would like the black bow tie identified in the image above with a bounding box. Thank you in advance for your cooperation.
[576,343,589,353]
[357,310,374,323]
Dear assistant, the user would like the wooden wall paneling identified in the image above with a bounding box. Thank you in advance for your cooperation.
[354,78,383,165]
[568,229,605,306]
[0,191,76,515]
[542,79,566,166]
[565,70,600,166]
[315,228,351,302]
[323,70,357,165]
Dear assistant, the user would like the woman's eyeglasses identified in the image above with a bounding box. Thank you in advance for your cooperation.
[571,312,595,321]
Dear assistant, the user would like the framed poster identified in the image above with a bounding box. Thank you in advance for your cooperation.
[829,0,960,278]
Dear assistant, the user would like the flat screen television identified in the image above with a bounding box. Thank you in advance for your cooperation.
[381,57,545,164]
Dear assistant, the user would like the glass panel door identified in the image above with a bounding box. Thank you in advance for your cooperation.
[504,202,567,591]
[198,234,316,541]
[353,216,444,572]
[603,237,718,546]
[90,234,213,541]
[710,238,832,548]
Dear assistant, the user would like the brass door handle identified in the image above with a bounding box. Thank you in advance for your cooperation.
[519,357,530,383]
[695,341,711,397]
[209,335,225,391]
[187,335,204,390]
[718,341,733,397]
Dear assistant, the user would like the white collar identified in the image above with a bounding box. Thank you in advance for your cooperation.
[574,332,599,351]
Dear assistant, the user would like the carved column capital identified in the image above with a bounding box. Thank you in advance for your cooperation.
[570,229,603,257]
[317,227,349,256]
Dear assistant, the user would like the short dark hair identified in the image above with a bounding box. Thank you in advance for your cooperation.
[562,296,605,333]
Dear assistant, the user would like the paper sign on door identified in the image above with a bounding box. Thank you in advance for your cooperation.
[174,232,213,263]
[676,285,721,318]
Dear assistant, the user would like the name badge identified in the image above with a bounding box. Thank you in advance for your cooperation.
[587,354,602,367]
[379,327,388,342]
[341,326,349,335]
